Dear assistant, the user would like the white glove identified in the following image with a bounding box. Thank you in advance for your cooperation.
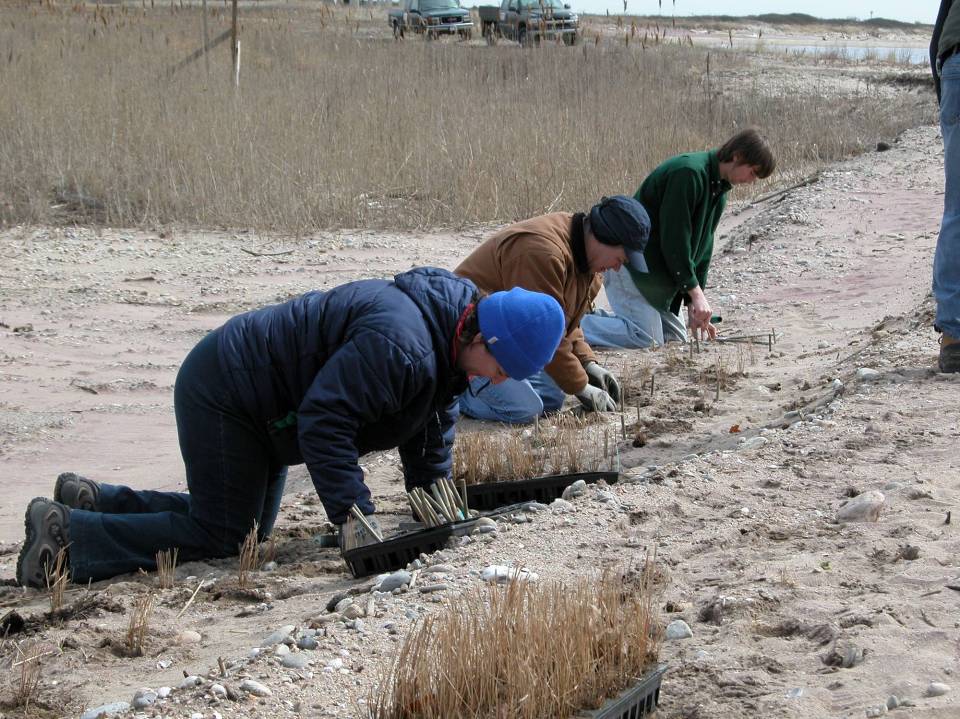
[575,383,618,412]
[584,362,621,404]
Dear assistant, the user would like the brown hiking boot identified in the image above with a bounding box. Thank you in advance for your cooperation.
[54,472,100,511]
[16,498,70,589]
[940,334,960,374]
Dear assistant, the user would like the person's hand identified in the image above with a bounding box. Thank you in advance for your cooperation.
[686,286,713,331]
[689,323,719,342]
[584,361,621,404]
[337,514,382,553]
[575,384,618,412]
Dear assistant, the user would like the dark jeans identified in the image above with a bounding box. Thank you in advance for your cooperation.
[68,330,287,583]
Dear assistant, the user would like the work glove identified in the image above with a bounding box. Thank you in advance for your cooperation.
[584,362,621,404]
[337,514,383,553]
[575,383,618,413]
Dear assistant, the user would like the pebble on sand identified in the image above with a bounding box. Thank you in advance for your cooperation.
[836,491,885,523]
[376,570,412,593]
[480,565,539,583]
[856,367,881,381]
[281,653,311,669]
[260,625,296,647]
[240,679,273,697]
[561,479,587,500]
[740,436,768,451]
[550,498,575,513]
[177,629,202,645]
[665,620,693,640]
[132,688,157,709]
[927,682,951,697]
[81,702,131,719]
[297,636,319,650]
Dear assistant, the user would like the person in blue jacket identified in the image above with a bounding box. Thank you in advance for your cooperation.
[16,267,564,587]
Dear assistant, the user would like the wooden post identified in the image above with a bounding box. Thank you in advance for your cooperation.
[231,0,239,85]
[201,0,210,75]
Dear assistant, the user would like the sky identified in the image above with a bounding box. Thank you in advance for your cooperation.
[563,1,939,25]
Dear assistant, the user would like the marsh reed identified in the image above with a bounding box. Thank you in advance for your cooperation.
[0,3,932,231]
[155,548,178,589]
[124,594,154,657]
[45,547,70,613]
[366,561,661,718]
[454,414,616,484]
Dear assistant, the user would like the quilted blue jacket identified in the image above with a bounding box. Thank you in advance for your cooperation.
[217,267,473,523]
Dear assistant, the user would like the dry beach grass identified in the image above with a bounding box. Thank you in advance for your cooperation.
[453,413,618,484]
[0,2,933,231]
[366,564,661,719]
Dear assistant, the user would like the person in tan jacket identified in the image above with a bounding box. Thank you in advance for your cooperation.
[455,195,651,423]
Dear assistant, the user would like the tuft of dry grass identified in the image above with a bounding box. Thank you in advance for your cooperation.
[156,548,178,590]
[0,4,932,231]
[454,413,618,485]
[8,641,46,709]
[366,560,661,718]
[237,523,260,589]
[124,594,154,658]
[45,547,70,614]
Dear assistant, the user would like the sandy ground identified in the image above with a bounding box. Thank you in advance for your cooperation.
[1,57,959,719]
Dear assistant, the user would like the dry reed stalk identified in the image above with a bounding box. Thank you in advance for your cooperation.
[0,5,932,228]
[367,560,661,719]
[46,546,70,613]
[413,488,443,526]
[428,484,454,521]
[124,594,154,657]
[10,641,45,708]
[156,547,178,589]
[237,522,260,589]
[349,505,384,541]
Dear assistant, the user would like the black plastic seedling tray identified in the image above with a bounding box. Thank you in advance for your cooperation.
[342,519,477,578]
[578,664,668,719]
[465,470,620,512]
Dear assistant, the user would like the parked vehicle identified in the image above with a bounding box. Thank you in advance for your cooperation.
[478,0,579,46]
[388,0,474,40]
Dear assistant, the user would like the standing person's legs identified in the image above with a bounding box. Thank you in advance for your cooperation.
[67,331,280,582]
[937,54,960,371]
[457,376,545,424]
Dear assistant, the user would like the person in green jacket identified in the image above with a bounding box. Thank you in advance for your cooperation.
[581,128,775,349]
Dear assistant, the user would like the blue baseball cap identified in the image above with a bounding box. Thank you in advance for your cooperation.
[477,288,564,380]
[589,195,651,272]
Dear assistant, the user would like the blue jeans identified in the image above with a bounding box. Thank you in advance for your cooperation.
[68,330,287,583]
[457,371,566,424]
[580,267,687,349]
[938,54,960,339]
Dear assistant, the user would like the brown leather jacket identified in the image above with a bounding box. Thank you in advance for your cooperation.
[455,212,600,395]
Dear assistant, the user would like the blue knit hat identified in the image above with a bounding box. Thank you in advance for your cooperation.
[477,288,564,380]
[589,195,651,272]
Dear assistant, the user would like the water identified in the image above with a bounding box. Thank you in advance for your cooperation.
[777,44,928,65]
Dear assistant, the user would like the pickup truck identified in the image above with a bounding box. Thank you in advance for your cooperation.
[388,0,473,40]
[478,0,579,46]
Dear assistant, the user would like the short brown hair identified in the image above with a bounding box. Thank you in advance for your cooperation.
[718,128,775,179]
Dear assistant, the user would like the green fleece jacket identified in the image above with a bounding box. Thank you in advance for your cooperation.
[627,150,731,314]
